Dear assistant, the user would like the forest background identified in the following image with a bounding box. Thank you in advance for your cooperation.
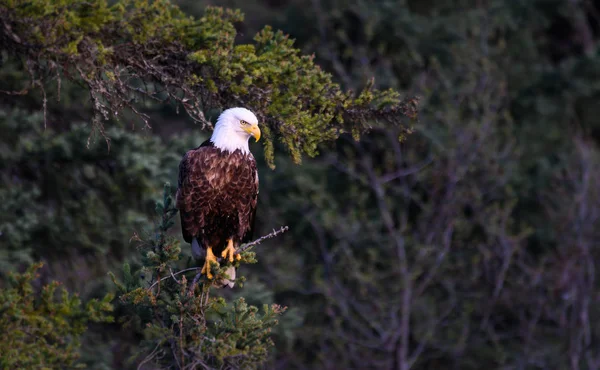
[1,0,600,369]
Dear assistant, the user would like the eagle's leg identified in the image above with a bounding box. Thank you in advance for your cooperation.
[221,238,241,263]
[201,246,218,279]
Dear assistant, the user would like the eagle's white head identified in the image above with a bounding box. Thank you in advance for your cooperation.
[210,107,261,154]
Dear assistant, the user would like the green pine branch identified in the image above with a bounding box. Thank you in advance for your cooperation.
[0,0,418,168]
[0,263,114,369]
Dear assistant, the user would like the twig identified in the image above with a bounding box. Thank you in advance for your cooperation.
[149,267,199,290]
[169,268,180,284]
[236,226,289,255]
[137,341,161,370]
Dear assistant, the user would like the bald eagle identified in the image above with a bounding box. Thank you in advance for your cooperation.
[176,108,261,288]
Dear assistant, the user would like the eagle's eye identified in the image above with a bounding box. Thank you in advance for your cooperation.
[240,120,250,126]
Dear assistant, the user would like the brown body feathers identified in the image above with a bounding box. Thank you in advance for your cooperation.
[176,140,258,254]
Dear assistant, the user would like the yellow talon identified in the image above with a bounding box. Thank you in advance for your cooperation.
[221,239,238,263]
[201,247,218,279]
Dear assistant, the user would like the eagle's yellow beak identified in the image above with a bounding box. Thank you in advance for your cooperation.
[243,124,261,142]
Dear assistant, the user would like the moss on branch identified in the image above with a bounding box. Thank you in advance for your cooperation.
[0,0,418,167]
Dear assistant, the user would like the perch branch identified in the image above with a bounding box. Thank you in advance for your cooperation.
[148,226,290,292]
[189,226,290,291]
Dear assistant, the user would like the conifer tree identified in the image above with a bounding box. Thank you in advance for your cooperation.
[110,184,288,369]
[0,263,113,368]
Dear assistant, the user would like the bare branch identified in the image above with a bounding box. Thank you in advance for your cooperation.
[235,226,290,255]
[137,341,162,370]
[149,267,199,291]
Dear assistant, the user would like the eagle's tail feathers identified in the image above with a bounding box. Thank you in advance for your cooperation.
[221,266,236,288]
[191,237,204,260]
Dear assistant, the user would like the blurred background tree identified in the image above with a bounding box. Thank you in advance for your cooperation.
[2,0,600,369]
[0,263,113,369]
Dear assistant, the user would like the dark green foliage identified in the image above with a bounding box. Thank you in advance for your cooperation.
[0,107,191,292]
[0,263,113,369]
[0,0,417,168]
[110,184,286,369]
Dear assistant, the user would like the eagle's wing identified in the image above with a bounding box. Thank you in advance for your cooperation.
[177,151,192,243]
[176,140,216,244]
[242,159,259,243]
